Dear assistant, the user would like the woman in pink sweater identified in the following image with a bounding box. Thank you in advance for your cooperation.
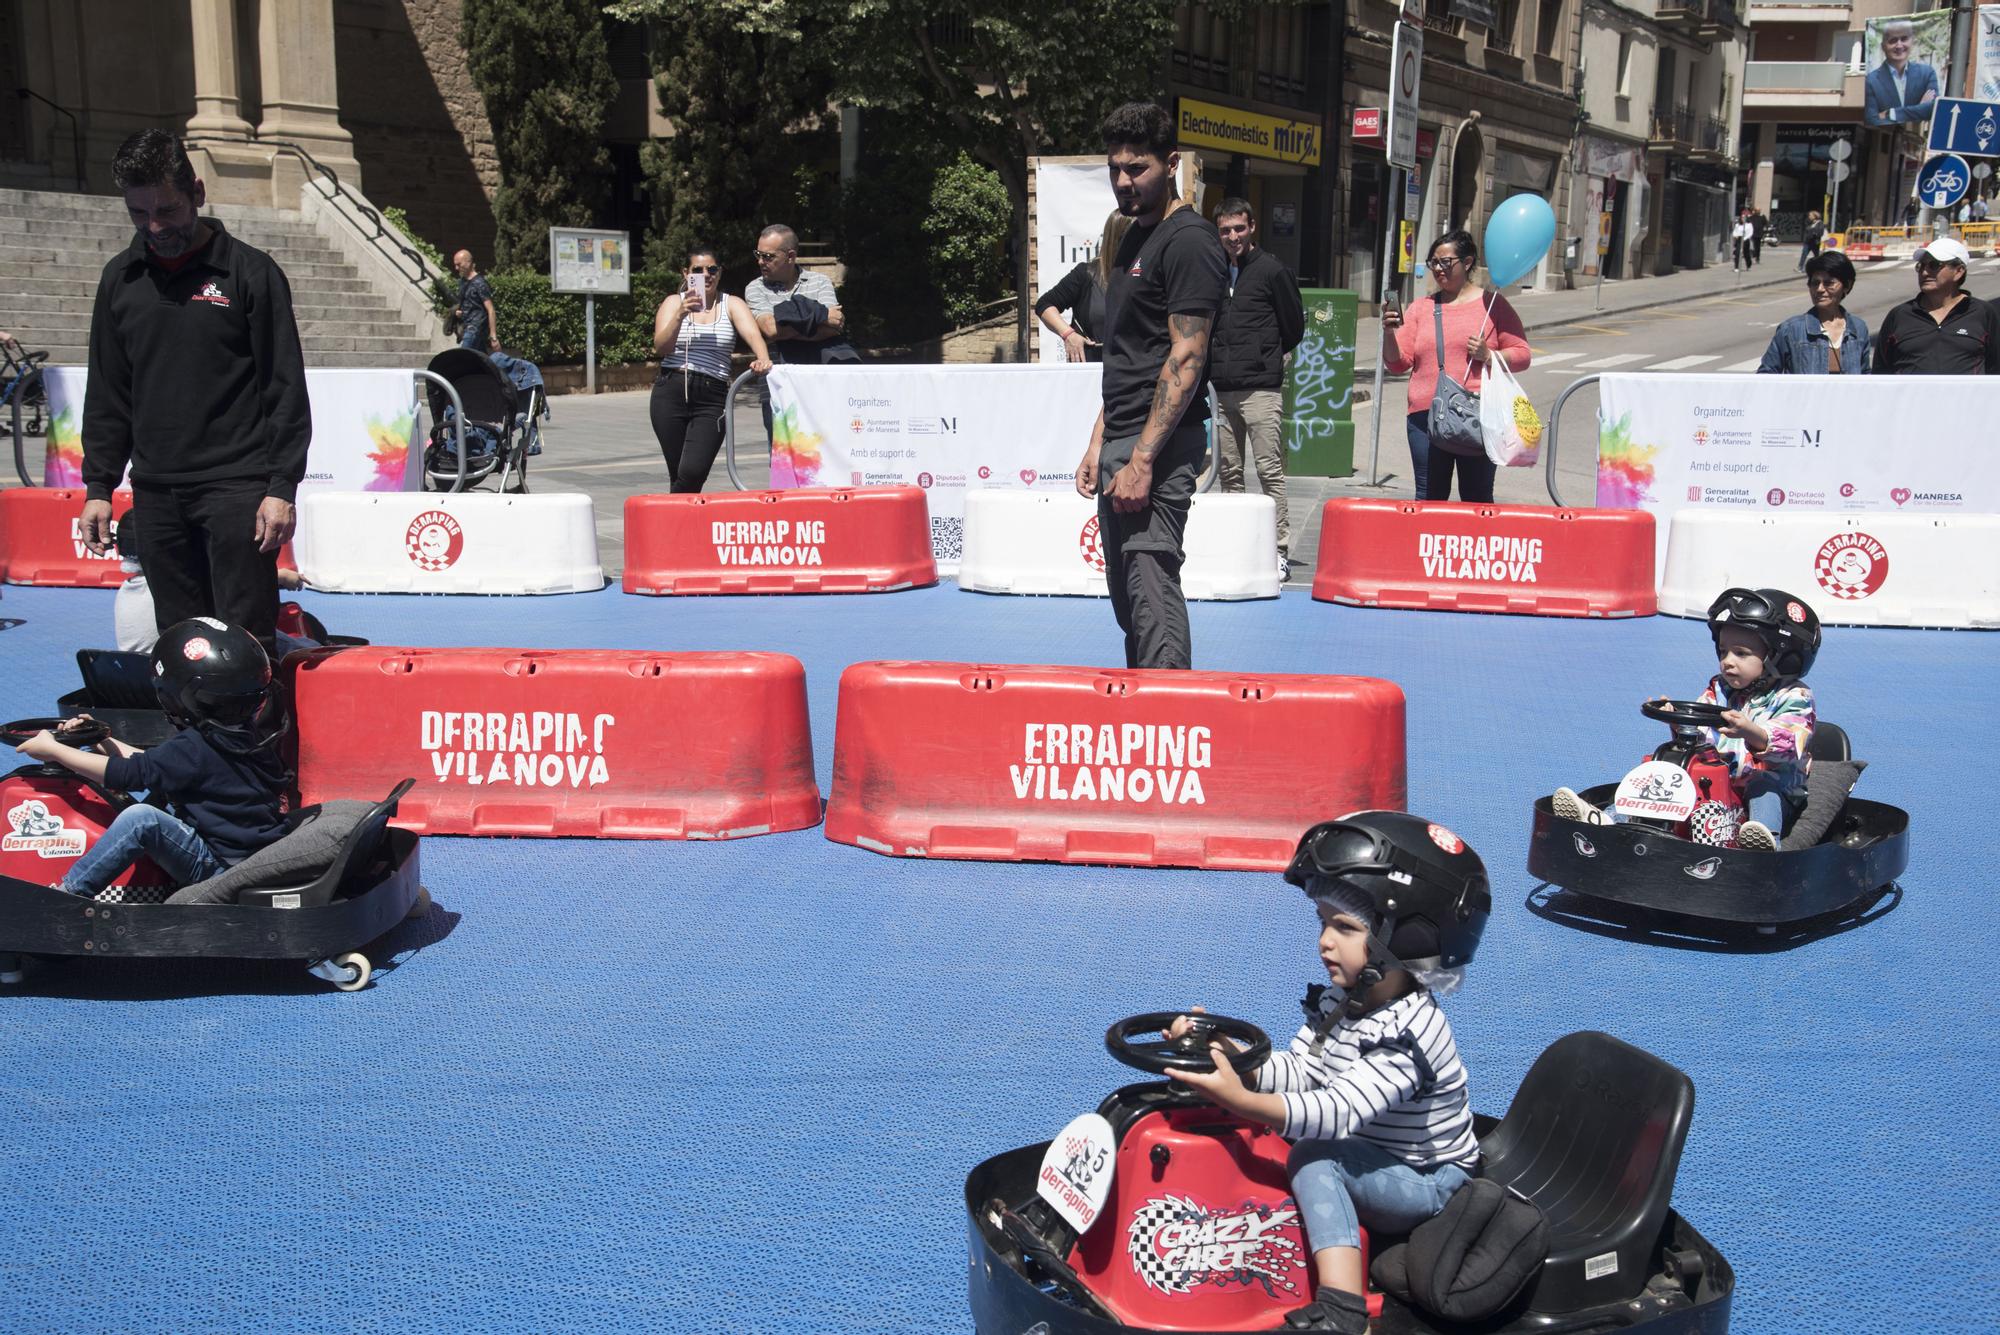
[1382,229,1532,502]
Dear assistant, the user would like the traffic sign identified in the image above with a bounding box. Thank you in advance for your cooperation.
[1828,162,1851,184]
[1829,137,1853,163]
[1919,153,1971,210]
[1979,162,1995,180]
[1927,98,2000,158]
[1387,20,1422,170]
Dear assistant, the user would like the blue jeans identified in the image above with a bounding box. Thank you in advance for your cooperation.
[1406,411,1497,502]
[1289,1137,1471,1253]
[59,804,225,897]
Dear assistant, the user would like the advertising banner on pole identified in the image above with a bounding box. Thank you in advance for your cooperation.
[39,367,418,492]
[1980,6,2000,102]
[1595,373,2000,572]
[766,365,1105,572]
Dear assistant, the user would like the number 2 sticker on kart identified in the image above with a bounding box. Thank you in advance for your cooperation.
[1036,1112,1116,1234]
[1613,760,1699,822]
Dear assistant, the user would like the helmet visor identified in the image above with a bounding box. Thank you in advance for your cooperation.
[1708,587,1779,623]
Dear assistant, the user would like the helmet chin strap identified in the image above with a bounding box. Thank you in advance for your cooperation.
[1343,921,1409,1018]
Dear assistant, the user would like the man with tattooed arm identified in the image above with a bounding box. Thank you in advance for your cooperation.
[1075,102,1227,670]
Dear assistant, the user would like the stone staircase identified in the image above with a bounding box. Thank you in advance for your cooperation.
[0,187,440,369]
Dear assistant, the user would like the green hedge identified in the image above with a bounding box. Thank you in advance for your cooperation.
[485,267,688,366]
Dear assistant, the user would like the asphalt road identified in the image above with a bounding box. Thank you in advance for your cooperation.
[517,256,1964,581]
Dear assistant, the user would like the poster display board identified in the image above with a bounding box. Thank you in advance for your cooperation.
[548,227,631,295]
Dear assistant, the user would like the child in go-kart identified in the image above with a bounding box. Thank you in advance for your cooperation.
[1556,586,1819,851]
[1164,811,1490,1334]
[12,618,290,896]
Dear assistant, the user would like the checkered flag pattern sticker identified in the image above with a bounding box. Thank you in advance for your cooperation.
[1128,1195,1205,1295]
[92,883,169,905]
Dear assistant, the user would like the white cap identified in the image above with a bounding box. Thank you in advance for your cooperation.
[1917,237,1972,267]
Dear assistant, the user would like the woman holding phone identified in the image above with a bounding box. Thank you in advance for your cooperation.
[1381,229,1531,502]
[650,245,774,492]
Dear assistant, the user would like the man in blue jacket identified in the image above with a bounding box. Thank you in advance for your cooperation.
[1865,21,1938,127]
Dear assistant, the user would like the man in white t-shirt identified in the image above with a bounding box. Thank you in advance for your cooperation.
[741,223,855,436]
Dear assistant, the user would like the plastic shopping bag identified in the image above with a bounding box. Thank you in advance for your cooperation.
[1479,357,1543,468]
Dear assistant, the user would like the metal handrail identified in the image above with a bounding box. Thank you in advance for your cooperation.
[16,88,84,189]
[1542,373,1601,507]
[413,369,470,493]
[722,372,1221,492]
[181,135,452,308]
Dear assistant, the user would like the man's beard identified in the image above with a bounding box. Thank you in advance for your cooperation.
[147,226,198,258]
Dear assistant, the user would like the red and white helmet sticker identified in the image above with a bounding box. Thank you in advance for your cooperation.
[1786,600,1806,623]
[182,636,211,661]
[1426,823,1464,855]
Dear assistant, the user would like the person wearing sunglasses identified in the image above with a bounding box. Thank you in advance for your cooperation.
[1757,250,1870,374]
[650,246,773,492]
[743,223,855,438]
[1871,237,2000,374]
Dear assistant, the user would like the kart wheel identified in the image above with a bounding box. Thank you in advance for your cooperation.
[0,952,22,986]
[330,951,372,992]
[405,885,432,920]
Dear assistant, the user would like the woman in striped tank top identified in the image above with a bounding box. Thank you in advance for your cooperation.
[650,245,773,492]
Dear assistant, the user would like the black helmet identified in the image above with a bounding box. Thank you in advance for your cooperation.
[1706,587,1820,686]
[1284,810,1490,973]
[152,618,280,745]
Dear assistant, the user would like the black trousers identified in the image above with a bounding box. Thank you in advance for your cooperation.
[649,369,730,493]
[126,480,280,654]
[1097,421,1204,670]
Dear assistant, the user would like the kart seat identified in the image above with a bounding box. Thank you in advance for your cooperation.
[1477,1031,1694,1314]
[167,779,414,908]
[74,650,157,710]
[1807,721,1851,762]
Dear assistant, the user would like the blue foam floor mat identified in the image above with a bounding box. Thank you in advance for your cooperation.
[0,582,1991,1332]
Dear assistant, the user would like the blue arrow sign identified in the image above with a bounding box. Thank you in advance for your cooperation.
[1919,153,1971,211]
[1928,98,2000,158]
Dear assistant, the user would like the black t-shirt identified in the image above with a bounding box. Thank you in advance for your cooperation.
[104,725,290,866]
[1100,207,1227,440]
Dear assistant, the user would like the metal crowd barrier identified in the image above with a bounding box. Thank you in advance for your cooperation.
[1541,372,1602,509]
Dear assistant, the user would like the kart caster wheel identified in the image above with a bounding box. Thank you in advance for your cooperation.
[309,952,372,991]
[0,952,22,986]
[405,885,432,920]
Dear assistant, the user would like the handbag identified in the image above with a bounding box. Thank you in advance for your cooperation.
[1425,296,1488,457]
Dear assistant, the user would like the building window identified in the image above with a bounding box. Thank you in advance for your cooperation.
[1426,0,1464,38]
[1616,32,1634,98]
[1535,0,1565,57]
[1489,0,1522,53]
[1172,3,1233,92]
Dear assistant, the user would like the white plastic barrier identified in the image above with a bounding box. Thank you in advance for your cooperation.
[1658,510,2000,629]
[296,492,603,594]
[958,490,1280,600]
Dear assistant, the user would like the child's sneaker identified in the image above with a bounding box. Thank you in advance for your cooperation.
[1735,820,1779,852]
[1552,787,1605,825]
[1284,1285,1370,1333]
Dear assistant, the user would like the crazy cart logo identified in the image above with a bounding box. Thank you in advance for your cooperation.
[420,711,615,789]
[67,517,121,562]
[1418,533,1542,584]
[1079,515,1106,573]
[1127,1195,1306,1299]
[712,518,826,568]
[192,281,230,307]
[405,510,464,571]
[1688,802,1741,849]
[1011,722,1212,806]
[3,800,85,859]
[1814,531,1889,601]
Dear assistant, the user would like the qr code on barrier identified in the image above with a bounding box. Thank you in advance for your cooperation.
[931,517,964,562]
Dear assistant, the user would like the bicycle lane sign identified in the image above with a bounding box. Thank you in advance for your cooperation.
[1919,153,1971,211]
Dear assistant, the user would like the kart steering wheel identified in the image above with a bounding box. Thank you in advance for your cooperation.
[1,716,111,749]
[1104,1012,1272,1077]
[1641,699,1730,730]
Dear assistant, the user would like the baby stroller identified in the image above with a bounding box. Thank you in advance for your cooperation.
[420,347,545,493]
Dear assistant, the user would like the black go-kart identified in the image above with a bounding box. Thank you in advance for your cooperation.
[966,1013,1733,1333]
[1529,700,1909,933]
[0,716,425,991]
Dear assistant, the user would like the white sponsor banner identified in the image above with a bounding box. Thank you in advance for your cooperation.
[39,366,418,493]
[1979,5,2000,101]
[1593,373,2000,576]
[766,364,1101,573]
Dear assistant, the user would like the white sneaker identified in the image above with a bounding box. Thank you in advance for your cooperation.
[1553,787,1605,825]
[1736,820,1779,852]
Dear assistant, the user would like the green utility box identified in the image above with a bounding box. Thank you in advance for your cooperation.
[1282,288,1358,477]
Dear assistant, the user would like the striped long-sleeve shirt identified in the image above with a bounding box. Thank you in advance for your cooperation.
[1695,676,1815,797]
[1253,988,1478,1170]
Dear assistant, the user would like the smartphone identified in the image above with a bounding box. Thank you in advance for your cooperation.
[1383,290,1403,318]
[687,272,708,305]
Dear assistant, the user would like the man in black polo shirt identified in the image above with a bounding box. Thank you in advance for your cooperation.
[1873,237,2000,374]
[1074,102,1227,670]
[80,130,309,654]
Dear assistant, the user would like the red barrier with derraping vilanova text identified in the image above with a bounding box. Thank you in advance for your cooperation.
[622,486,937,595]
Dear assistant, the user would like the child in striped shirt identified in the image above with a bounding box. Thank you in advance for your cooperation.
[1166,811,1490,1334]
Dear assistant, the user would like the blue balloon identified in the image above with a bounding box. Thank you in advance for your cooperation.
[1482,194,1557,288]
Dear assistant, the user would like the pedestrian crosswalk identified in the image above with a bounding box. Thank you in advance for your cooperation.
[1644,354,1723,371]
[1513,350,1768,376]
[1575,353,1650,369]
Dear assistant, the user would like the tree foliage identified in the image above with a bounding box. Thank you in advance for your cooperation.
[462,0,620,269]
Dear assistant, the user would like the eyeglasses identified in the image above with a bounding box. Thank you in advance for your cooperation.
[755,250,790,262]
[689,265,718,274]
[1430,255,1466,271]
[1805,276,1844,288]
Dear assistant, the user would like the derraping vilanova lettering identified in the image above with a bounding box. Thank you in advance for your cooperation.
[1009,722,1213,806]
[69,517,119,561]
[712,518,827,567]
[420,710,615,788]
[1417,532,1543,583]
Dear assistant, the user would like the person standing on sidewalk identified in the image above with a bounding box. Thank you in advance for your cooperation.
[1073,101,1226,670]
[1797,212,1825,272]
[1732,215,1754,270]
[1207,198,1304,578]
[80,129,308,656]
[1872,237,2000,373]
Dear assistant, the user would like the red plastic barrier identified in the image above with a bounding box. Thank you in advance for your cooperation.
[1311,498,1656,618]
[290,647,821,839]
[0,488,133,586]
[825,662,1405,869]
[623,486,938,595]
